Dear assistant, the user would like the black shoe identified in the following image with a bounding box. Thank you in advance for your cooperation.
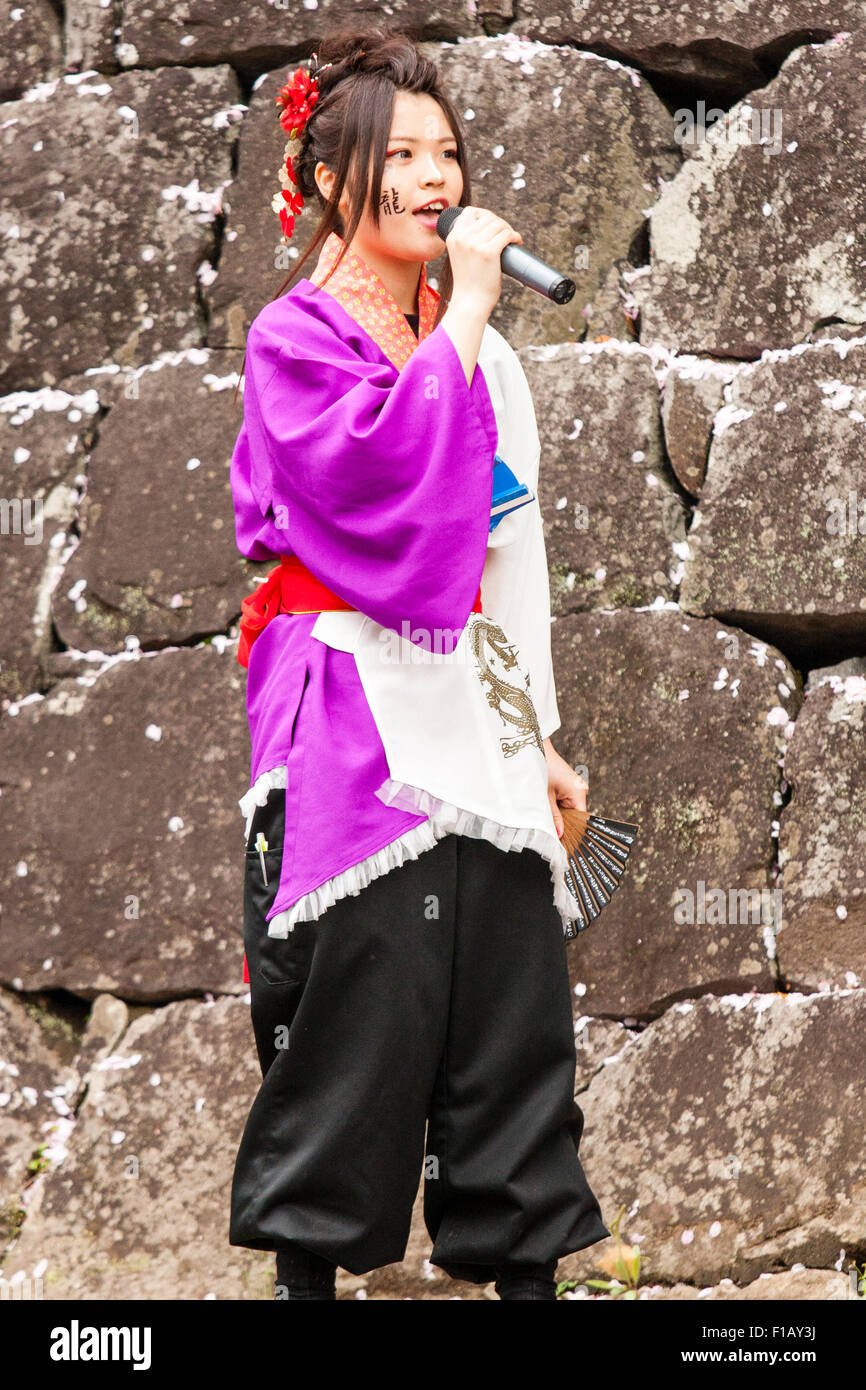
[274,1241,337,1300]
[494,1259,558,1300]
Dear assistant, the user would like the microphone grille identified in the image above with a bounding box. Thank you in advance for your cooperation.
[436,205,463,238]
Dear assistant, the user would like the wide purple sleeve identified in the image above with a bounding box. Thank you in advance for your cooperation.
[232,297,498,655]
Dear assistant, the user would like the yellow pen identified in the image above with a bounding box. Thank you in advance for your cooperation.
[254,832,269,884]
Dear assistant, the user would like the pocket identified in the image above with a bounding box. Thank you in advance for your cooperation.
[243,787,315,987]
[257,921,317,987]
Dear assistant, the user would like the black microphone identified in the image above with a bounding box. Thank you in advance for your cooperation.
[435,205,575,304]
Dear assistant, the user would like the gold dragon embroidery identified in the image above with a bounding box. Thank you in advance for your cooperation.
[468,616,543,758]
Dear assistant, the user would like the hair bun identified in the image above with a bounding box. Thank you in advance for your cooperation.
[316,32,372,77]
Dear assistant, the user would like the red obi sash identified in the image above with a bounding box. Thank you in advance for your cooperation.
[237,554,355,669]
[237,553,482,666]
[238,554,482,983]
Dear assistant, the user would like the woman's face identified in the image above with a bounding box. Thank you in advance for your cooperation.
[318,89,465,264]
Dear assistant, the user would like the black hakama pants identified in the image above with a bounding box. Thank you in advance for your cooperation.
[228,787,610,1282]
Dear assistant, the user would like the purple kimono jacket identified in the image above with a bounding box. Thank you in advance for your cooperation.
[230,267,500,945]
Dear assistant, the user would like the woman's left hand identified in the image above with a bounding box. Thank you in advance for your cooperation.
[543,737,588,837]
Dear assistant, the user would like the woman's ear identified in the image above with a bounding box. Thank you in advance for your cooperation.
[314,160,334,203]
[315,160,352,221]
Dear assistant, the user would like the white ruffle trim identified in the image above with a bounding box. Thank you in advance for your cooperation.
[238,765,287,841]
[375,777,577,929]
[260,774,577,939]
[266,817,446,936]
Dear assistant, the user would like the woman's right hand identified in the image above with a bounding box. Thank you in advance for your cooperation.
[444,205,524,316]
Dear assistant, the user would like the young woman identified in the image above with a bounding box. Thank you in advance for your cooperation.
[228,28,610,1301]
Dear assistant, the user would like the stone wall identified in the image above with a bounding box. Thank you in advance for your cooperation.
[2,4,864,1300]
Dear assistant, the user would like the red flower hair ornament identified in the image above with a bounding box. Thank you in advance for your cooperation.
[272,50,365,243]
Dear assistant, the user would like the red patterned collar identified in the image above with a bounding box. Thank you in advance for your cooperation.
[309,231,440,370]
